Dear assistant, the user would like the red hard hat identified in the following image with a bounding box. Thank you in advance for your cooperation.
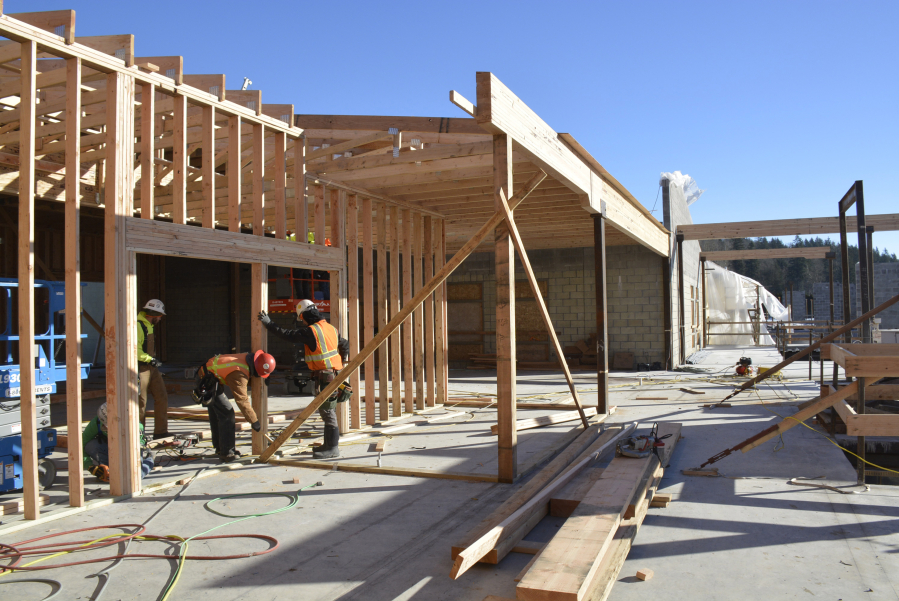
[253,350,276,378]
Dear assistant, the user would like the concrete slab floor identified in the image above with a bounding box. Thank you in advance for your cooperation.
[1,346,897,600]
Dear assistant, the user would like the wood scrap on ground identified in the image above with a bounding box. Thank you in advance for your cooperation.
[490,407,599,435]
[679,388,705,395]
[636,568,654,581]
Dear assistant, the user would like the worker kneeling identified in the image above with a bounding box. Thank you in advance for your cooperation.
[192,350,275,463]
[258,300,349,459]
[83,403,153,482]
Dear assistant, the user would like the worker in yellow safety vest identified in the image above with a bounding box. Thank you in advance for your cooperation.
[258,300,349,458]
[192,350,276,462]
[136,299,169,439]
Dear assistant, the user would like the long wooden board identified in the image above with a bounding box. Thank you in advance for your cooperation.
[490,408,599,435]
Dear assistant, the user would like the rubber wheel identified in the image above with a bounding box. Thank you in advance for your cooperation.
[38,458,56,490]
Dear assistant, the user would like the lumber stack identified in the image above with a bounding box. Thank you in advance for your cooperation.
[455,422,683,601]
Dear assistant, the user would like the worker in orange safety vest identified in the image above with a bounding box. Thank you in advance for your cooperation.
[192,350,276,462]
[258,300,348,458]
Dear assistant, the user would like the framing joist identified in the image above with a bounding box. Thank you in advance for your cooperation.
[679,214,899,241]
[700,247,832,261]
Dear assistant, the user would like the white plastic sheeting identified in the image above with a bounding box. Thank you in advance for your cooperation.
[705,261,789,345]
[660,171,705,206]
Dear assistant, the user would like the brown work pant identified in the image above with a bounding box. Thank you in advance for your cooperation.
[138,365,168,435]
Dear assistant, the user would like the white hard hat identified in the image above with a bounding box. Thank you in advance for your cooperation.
[97,402,108,427]
[143,299,166,315]
[295,299,315,316]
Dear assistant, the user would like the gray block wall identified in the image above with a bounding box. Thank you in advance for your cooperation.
[812,282,856,324]
[780,289,808,320]
[663,178,701,364]
[855,262,899,329]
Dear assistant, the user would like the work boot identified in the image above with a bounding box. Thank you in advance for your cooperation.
[219,449,242,463]
[313,425,340,459]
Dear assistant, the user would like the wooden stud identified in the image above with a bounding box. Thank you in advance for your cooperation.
[65,56,84,508]
[413,214,425,410]
[334,191,348,432]
[18,40,39,519]
[424,216,435,407]
[201,105,215,228]
[494,134,517,483]
[140,82,154,220]
[172,93,187,224]
[442,219,449,402]
[329,189,343,330]
[435,218,447,405]
[252,123,264,235]
[402,208,414,413]
[251,263,268,453]
[362,197,375,425]
[389,206,402,416]
[346,195,361,430]
[315,184,326,245]
[227,115,241,232]
[294,139,306,240]
[105,71,140,497]
[377,203,389,419]
[274,131,286,238]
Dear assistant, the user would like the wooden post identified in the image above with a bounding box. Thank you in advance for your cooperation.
[413,213,424,410]
[251,263,268,453]
[362,197,375,424]
[442,219,449,401]
[335,191,348,432]
[315,185,326,245]
[293,139,306,240]
[377,203,389,419]
[252,124,264,235]
[424,216,435,407]
[231,263,240,352]
[676,233,685,364]
[65,56,84,508]
[105,71,140,497]
[228,115,241,232]
[273,131,286,239]
[172,93,186,224]
[593,212,609,415]
[201,105,215,229]
[389,206,402,415]
[701,258,707,348]
[18,40,39,518]
[329,189,342,331]
[402,208,413,413]
[346,196,361,429]
[493,134,516,483]
[140,82,154,220]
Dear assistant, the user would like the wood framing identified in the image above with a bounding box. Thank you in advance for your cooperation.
[402,208,414,413]
[250,263,268,454]
[424,216,435,407]
[679,214,899,241]
[377,202,389,419]
[362,197,375,424]
[700,247,831,261]
[347,196,361,429]
[435,219,447,405]
[413,213,424,410]
[389,205,402,415]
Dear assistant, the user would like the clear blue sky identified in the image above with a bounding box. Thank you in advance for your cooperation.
[20,0,899,255]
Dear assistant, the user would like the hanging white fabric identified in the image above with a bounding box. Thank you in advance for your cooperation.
[704,261,789,345]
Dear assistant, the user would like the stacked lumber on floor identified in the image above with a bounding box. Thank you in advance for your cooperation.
[146,407,303,431]
[454,421,683,601]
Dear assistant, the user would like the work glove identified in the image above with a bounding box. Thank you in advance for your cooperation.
[258,311,272,327]
[149,358,163,369]
[251,420,262,432]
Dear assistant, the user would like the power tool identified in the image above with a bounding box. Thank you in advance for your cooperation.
[735,356,754,377]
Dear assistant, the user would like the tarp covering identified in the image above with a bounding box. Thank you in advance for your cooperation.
[705,261,789,345]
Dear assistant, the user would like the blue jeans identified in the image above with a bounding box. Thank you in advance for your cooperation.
[84,438,109,467]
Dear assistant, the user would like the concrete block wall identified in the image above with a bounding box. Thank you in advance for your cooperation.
[663,179,701,364]
[780,289,808,320]
[447,244,665,367]
[855,262,899,329]
[812,282,856,324]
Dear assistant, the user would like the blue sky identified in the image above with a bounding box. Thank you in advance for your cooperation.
[20,0,899,254]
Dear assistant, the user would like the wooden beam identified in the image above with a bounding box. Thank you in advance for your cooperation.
[314,184,326,244]
[18,40,39,519]
[402,208,414,413]
[134,55,182,84]
[124,219,345,270]
[347,195,361,430]
[413,213,425,410]
[105,71,140,497]
[139,83,155,219]
[255,170,548,462]
[435,218,447,405]
[273,131,286,238]
[183,74,225,99]
[490,408,599,435]
[171,93,187,224]
[494,134,517,483]
[269,458,497,483]
[497,190,589,428]
[700,247,831,261]
[251,263,268,453]
[390,205,402,416]
[442,219,449,400]
[65,56,84,508]
[293,139,306,239]
[9,10,75,44]
[228,115,241,232]
[377,203,389,420]
[295,114,485,135]
[252,123,264,235]
[306,130,394,161]
[362,197,375,425]
[450,90,477,117]
[201,105,215,229]
[424,216,435,407]
[334,190,348,433]
[678,214,899,241]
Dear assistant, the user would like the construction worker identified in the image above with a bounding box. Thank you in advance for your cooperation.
[192,350,276,462]
[137,299,170,439]
[258,300,348,459]
[83,403,153,482]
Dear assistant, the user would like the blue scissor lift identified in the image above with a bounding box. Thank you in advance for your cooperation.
[0,278,90,493]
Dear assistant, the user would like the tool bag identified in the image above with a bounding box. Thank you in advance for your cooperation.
[191,365,219,407]
[316,370,352,411]
[618,423,672,459]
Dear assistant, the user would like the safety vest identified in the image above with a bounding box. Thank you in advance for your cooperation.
[206,353,250,385]
[305,322,342,371]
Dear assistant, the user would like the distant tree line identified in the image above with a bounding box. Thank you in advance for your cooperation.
[699,236,898,299]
